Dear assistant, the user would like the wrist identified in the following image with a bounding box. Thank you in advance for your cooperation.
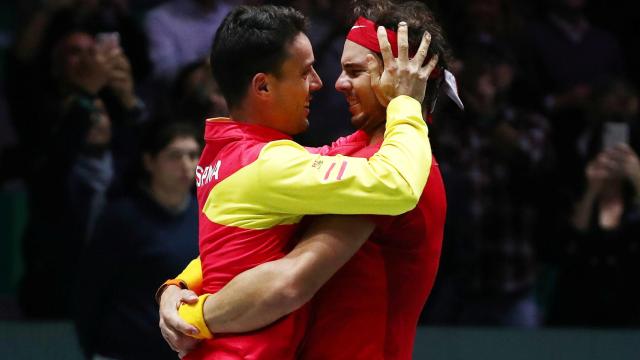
[119,92,139,110]
[155,279,188,304]
[74,82,103,97]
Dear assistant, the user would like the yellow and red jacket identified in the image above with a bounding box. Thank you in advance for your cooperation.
[178,96,431,360]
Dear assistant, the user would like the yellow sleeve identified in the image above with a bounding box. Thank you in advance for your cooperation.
[175,257,203,294]
[206,95,431,224]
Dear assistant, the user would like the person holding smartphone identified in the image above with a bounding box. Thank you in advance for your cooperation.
[548,79,640,326]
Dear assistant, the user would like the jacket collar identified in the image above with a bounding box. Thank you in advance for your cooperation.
[204,118,293,144]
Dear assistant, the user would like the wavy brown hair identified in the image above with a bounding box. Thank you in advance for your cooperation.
[351,0,453,68]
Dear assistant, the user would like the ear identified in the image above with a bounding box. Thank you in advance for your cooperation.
[251,73,271,100]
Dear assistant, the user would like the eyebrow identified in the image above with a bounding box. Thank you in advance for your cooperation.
[342,62,366,69]
[301,60,315,74]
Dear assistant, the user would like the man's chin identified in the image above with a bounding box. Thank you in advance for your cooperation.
[292,119,310,135]
[350,113,366,129]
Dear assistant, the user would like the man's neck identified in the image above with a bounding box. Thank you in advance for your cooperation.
[149,183,189,212]
[367,129,385,145]
[228,101,269,127]
[362,121,386,145]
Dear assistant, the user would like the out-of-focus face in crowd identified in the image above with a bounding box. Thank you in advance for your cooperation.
[145,136,201,194]
[52,32,96,84]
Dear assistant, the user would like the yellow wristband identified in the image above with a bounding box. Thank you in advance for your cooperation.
[178,294,213,339]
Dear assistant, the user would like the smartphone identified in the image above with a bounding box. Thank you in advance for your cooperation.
[602,122,629,150]
[95,32,120,50]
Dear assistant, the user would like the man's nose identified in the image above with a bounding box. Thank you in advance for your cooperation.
[310,67,323,91]
[335,71,350,93]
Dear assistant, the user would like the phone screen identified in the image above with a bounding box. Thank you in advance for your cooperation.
[95,32,120,49]
[602,122,629,150]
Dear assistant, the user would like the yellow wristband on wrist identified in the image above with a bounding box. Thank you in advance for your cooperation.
[178,294,213,339]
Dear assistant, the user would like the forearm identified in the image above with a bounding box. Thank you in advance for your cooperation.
[202,259,302,333]
[199,216,375,333]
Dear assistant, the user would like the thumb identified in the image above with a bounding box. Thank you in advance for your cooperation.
[367,54,381,90]
[367,54,390,107]
[181,290,199,304]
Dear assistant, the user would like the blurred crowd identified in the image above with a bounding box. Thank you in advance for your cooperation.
[0,0,639,357]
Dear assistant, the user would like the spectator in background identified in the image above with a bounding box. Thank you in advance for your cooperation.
[144,0,232,85]
[424,51,554,327]
[168,59,228,134]
[548,80,640,326]
[522,0,625,188]
[13,0,150,83]
[74,122,200,360]
[450,0,524,54]
[294,0,354,147]
[15,28,146,318]
[7,0,149,182]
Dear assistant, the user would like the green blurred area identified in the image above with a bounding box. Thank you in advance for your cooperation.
[0,190,27,296]
[1,323,639,360]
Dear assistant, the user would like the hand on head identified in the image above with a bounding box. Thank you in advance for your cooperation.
[367,22,439,106]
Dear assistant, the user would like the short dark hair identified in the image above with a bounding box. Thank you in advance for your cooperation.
[209,5,308,109]
[141,121,200,157]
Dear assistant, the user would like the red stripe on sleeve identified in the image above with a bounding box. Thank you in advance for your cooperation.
[324,162,336,180]
[336,161,348,180]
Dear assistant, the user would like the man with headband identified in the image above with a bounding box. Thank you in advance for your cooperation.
[159,1,462,359]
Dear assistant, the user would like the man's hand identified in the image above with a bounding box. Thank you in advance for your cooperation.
[106,46,138,110]
[159,285,202,356]
[367,22,439,106]
[71,43,111,95]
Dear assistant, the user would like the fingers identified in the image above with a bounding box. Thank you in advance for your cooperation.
[397,22,409,68]
[164,305,199,336]
[367,54,390,106]
[159,288,199,336]
[412,31,432,67]
[367,54,381,90]
[376,26,394,70]
[179,289,199,304]
[160,318,200,354]
[420,54,439,80]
